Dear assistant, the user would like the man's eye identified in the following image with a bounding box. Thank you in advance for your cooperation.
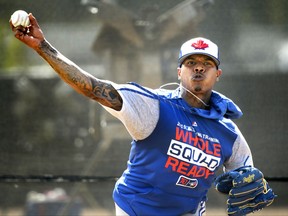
[204,62,212,66]
[186,61,195,65]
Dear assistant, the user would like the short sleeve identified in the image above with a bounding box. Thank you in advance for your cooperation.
[102,83,160,141]
[223,126,254,172]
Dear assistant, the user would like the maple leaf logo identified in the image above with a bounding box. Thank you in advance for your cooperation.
[192,40,209,50]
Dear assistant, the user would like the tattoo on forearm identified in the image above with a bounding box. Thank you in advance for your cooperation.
[38,40,123,110]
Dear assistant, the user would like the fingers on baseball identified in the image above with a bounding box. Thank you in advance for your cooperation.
[28,13,40,29]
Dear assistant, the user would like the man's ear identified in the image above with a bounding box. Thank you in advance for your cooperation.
[216,69,222,78]
[177,67,181,80]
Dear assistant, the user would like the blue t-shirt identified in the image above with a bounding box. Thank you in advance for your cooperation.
[106,83,250,215]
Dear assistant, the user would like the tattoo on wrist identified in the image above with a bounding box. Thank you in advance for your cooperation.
[39,40,57,55]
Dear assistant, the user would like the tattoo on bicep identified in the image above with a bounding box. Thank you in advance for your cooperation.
[92,81,122,110]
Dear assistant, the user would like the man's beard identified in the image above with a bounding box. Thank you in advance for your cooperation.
[194,86,202,92]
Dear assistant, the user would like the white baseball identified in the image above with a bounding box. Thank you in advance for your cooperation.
[10,10,30,27]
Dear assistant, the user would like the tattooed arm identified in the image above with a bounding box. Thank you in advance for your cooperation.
[10,13,122,111]
[37,40,123,110]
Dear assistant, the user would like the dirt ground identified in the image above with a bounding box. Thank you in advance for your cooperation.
[0,207,287,216]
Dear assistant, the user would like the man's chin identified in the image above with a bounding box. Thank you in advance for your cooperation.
[194,86,202,92]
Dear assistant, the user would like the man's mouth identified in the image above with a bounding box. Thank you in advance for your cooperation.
[192,73,205,81]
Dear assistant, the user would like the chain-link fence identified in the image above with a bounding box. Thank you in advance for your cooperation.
[1,0,287,215]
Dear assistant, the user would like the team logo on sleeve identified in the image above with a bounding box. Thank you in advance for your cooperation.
[176,175,198,188]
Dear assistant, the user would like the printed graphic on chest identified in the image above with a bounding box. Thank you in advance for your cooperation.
[164,122,222,187]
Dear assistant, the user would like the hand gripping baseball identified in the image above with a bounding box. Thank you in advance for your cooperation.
[10,13,45,51]
[214,166,276,216]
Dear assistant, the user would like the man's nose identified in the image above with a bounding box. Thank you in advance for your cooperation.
[194,64,205,73]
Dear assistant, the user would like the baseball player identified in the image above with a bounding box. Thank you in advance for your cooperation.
[10,13,275,216]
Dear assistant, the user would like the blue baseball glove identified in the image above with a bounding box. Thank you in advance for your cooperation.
[214,166,276,216]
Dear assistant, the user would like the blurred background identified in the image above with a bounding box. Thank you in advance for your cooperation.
[0,0,287,215]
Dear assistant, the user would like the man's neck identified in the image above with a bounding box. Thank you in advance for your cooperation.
[181,89,211,109]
